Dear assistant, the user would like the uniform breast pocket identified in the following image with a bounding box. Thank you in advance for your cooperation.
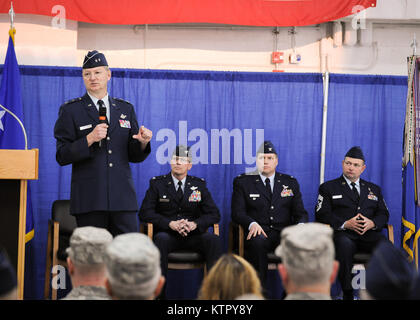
[157,199,172,211]
[248,195,264,208]
[331,195,347,207]
[366,199,379,210]
[186,200,200,209]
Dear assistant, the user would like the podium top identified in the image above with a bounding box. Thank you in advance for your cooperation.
[0,149,39,180]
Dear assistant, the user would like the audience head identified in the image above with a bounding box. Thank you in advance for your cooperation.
[362,240,418,300]
[66,226,113,283]
[198,253,263,300]
[275,223,338,293]
[104,233,164,300]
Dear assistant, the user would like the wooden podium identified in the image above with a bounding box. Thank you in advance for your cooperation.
[0,149,38,299]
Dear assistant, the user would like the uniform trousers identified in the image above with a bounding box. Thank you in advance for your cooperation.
[154,231,222,278]
[75,211,139,237]
[334,232,386,292]
[245,229,281,288]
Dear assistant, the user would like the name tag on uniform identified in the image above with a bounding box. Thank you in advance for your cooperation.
[332,195,342,199]
[80,124,92,131]
[249,194,260,201]
[119,119,131,128]
[159,196,169,202]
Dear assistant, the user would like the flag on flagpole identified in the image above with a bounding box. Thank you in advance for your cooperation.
[402,55,420,268]
[0,27,34,242]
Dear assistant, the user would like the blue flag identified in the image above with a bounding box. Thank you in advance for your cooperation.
[402,162,420,265]
[402,56,420,267]
[0,33,34,242]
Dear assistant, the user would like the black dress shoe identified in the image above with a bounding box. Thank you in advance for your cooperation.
[343,290,354,300]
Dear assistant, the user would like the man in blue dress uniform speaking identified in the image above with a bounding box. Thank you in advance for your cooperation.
[54,50,152,236]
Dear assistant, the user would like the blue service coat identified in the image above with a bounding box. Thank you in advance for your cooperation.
[54,93,151,215]
[139,173,220,234]
[315,175,389,241]
[231,172,308,234]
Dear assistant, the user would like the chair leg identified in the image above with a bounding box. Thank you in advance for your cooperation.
[51,222,60,300]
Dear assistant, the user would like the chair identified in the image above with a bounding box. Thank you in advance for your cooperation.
[228,222,282,270]
[352,224,394,267]
[140,222,219,275]
[44,200,77,300]
[228,222,394,270]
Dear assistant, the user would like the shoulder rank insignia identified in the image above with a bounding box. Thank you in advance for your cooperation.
[114,97,131,105]
[152,175,166,181]
[65,97,82,105]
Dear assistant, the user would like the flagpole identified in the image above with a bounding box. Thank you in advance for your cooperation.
[3,3,28,150]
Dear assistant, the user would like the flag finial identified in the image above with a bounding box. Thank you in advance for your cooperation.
[8,2,15,44]
[411,33,417,56]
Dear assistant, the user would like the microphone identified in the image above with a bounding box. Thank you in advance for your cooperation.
[98,105,107,147]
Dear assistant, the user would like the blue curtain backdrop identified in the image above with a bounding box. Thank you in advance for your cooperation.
[325,74,406,242]
[0,66,407,299]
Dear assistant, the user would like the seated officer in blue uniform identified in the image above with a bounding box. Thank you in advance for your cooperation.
[315,146,389,300]
[54,50,152,236]
[139,145,222,295]
[231,141,308,288]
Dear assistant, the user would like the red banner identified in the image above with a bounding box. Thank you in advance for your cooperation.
[0,0,376,27]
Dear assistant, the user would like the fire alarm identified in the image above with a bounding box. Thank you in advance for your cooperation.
[271,52,284,64]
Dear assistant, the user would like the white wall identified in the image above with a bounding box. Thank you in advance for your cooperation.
[0,0,420,75]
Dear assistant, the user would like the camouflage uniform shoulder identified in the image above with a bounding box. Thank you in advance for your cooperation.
[62,286,111,300]
[150,174,168,182]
